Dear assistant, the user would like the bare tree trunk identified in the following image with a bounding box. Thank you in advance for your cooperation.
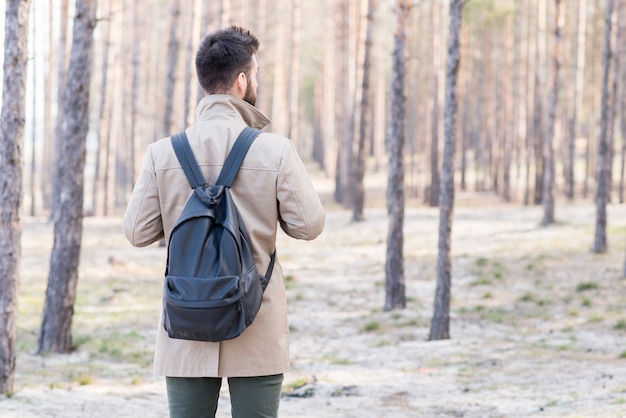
[162,0,180,138]
[533,0,547,205]
[334,0,356,206]
[321,0,337,178]
[183,3,196,127]
[608,1,621,201]
[51,0,70,221]
[585,0,601,199]
[0,0,31,394]
[593,0,614,254]
[42,0,55,213]
[385,0,409,312]
[129,0,141,187]
[196,0,211,103]
[29,0,37,216]
[351,0,374,222]
[271,0,290,137]
[288,0,301,145]
[620,5,626,204]
[92,0,111,215]
[428,1,441,207]
[523,0,534,205]
[567,0,588,200]
[541,0,562,225]
[37,0,98,354]
[429,0,462,341]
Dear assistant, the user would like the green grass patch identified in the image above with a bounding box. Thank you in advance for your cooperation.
[363,321,380,332]
[576,282,599,292]
[614,319,626,331]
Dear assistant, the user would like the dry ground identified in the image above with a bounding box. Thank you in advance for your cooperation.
[2,188,626,417]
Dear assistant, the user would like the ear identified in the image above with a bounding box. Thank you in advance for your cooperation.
[232,72,247,98]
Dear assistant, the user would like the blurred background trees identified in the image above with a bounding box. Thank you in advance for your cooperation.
[0,0,622,219]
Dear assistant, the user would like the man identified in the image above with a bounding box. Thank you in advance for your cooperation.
[123,26,325,418]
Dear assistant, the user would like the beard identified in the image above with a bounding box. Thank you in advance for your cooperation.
[243,77,257,107]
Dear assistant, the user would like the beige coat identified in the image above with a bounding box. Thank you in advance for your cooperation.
[123,95,325,377]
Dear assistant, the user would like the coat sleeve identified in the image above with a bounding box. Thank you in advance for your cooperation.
[276,140,325,240]
[123,145,165,247]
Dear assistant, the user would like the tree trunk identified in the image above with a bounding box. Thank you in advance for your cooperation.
[271,0,290,138]
[288,0,301,145]
[321,0,337,178]
[51,0,70,221]
[162,0,180,138]
[533,0,547,206]
[29,0,38,216]
[351,0,375,222]
[183,3,196,127]
[428,2,441,207]
[37,0,98,354]
[429,0,462,341]
[616,3,626,203]
[567,0,588,200]
[92,0,111,215]
[129,0,141,187]
[0,0,31,394]
[42,0,55,213]
[523,0,534,205]
[541,0,562,225]
[592,0,614,254]
[196,0,211,103]
[385,0,409,312]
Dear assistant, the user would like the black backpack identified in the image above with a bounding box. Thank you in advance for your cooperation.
[162,127,275,342]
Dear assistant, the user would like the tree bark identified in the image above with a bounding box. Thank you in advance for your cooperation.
[271,0,290,138]
[592,0,614,254]
[566,0,587,200]
[428,1,441,207]
[429,0,462,341]
[50,0,70,221]
[162,0,180,138]
[385,0,409,312]
[541,0,562,225]
[37,0,98,354]
[29,0,38,216]
[91,0,111,215]
[533,0,547,206]
[351,0,375,222]
[0,0,31,394]
[288,0,301,145]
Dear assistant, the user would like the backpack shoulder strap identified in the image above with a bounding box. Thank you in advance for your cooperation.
[171,131,205,189]
[216,127,261,188]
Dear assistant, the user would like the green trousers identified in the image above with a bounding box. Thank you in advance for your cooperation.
[166,374,284,418]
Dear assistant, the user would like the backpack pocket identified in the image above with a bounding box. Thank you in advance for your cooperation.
[163,275,246,341]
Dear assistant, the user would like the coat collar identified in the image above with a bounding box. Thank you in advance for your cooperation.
[195,94,271,131]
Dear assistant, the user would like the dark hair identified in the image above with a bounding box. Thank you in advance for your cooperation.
[195,26,259,94]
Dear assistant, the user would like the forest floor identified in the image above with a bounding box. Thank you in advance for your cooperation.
[2,171,626,417]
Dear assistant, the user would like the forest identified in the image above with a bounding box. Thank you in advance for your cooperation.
[1,0,626,416]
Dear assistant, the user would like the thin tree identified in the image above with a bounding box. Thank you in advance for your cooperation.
[29,1,37,216]
[162,0,181,138]
[541,0,562,225]
[428,1,441,207]
[352,0,375,222]
[92,0,111,215]
[0,0,31,394]
[288,0,301,144]
[429,0,463,341]
[50,0,70,221]
[533,0,547,205]
[592,0,614,254]
[385,0,410,311]
[37,0,98,354]
[566,0,588,200]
